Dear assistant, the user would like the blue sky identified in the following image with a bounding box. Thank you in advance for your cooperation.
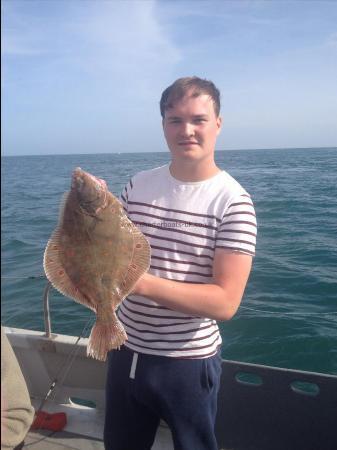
[2,0,337,156]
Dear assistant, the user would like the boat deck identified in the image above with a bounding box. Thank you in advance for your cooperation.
[25,425,174,450]
[25,398,174,450]
[7,327,337,450]
[25,429,105,450]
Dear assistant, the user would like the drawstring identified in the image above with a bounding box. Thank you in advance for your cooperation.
[129,353,138,379]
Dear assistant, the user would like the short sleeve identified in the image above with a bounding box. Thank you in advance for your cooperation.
[216,194,257,256]
[119,178,134,213]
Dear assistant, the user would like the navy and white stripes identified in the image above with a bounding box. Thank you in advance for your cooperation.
[117,164,257,358]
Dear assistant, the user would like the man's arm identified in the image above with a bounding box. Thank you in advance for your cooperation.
[132,249,252,321]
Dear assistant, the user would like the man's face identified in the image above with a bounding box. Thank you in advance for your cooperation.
[162,93,222,164]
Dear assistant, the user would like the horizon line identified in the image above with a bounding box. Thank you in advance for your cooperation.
[1,146,336,158]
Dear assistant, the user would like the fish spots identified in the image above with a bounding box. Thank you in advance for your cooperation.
[43,167,151,361]
[119,242,129,252]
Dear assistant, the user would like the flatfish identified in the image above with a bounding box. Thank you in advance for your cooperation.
[43,167,150,361]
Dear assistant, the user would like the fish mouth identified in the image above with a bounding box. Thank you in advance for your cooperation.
[72,168,106,190]
[72,168,108,213]
[72,167,85,186]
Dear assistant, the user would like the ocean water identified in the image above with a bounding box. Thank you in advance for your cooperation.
[1,147,337,375]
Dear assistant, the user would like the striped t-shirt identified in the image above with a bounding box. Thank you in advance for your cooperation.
[117,164,257,359]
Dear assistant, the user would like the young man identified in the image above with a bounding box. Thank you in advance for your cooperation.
[104,77,257,450]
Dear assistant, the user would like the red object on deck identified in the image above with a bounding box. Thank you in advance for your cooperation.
[31,411,67,431]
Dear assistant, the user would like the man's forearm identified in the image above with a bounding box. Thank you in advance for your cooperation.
[132,273,241,321]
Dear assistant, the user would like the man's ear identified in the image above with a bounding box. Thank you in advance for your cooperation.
[216,116,222,135]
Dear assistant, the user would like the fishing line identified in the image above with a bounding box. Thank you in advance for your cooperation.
[1,275,46,279]
[37,315,94,410]
[24,431,57,447]
[48,317,95,403]
[24,317,95,447]
[10,314,91,447]
[240,305,336,317]
[2,276,335,318]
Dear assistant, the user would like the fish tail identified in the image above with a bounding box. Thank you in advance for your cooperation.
[87,315,127,361]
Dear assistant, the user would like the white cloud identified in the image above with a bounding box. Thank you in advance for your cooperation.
[2,0,182,101]
[2,2,181,71]
[70,1,181,92]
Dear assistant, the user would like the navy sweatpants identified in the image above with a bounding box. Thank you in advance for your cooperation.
[104,346,222,450]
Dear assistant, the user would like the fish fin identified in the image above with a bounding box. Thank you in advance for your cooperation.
[87,313,127,361]
[43,228,96,311]
[58,191,70,223]
[120,230,151,297]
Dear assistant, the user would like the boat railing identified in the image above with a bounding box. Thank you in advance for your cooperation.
[43,280,52,338]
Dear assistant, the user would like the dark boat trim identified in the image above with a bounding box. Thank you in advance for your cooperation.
[216,359,337,450]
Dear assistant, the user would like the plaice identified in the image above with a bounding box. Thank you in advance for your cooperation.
[43,167,150,361]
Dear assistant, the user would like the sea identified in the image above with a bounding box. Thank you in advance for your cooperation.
[1,147,337,375]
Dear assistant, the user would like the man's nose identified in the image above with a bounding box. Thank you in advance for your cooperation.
[180,122,195,137]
